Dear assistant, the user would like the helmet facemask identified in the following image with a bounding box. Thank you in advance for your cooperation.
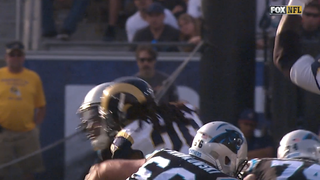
[78,105,117,151]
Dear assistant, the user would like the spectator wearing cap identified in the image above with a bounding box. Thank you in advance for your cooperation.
[134,45,179,103]
[132,2,180,52]
[238,108,274,160]
[126,0,179,42]
[0,41,46,180]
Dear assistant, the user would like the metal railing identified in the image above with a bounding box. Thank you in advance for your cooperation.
[41,41,197,47]
[17,0,41,50]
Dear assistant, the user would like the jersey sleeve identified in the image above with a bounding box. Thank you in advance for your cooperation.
[110,121,143,159]
[111,120,155,159]
[290,55,320,95]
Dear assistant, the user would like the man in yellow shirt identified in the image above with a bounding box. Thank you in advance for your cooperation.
[0,41,46,180]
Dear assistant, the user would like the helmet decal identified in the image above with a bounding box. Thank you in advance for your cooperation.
[303,133,320,143]
[100,83,147,114]
[209,129,244,154]
[216,123,228,130]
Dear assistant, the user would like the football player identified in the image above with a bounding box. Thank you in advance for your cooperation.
[243,129,320,180]
[274,0,320,95]
[77,82,117,160]
[84,121,248,180]
[78,77,202,160]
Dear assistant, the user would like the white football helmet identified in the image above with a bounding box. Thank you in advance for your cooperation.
[77,82,117,151]
[277,129,320,162]
[189,121,248,179]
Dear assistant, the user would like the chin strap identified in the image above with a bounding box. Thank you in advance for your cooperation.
[235,159,249,180]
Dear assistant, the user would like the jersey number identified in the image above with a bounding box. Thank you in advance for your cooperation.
[271,160,320,180]
[150,124,194,151]
[137,156,195,180]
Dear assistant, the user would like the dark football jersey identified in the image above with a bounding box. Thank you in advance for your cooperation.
[127,149,238,180]
[244,158,320,180]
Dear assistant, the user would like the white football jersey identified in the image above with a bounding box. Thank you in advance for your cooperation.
[290,55,320,95]
[110,103,202,158]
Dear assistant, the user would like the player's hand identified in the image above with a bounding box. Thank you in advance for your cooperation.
[172,5,184,14]
[85,164,104,180]
[243,174,257,180]
[188,36,201,45]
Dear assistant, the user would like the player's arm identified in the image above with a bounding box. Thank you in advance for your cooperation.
[85,159,146,180]
[273,1,303,78]
[244,174,257,180]
[111,130,144,159]
[274,0,320,94]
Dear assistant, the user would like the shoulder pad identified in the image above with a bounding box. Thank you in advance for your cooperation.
[145,149,163,160]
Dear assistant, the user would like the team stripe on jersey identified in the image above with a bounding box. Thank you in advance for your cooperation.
[311,60,320,90]
[116,131,134,144]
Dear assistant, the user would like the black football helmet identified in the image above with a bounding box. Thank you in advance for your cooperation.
[99,76,155,130]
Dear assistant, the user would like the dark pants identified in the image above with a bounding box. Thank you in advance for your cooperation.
[41,0,90,35]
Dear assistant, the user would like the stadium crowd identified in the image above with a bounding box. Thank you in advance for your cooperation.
[42,0,202,52]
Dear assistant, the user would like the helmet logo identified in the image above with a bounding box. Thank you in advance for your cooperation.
[209,129,244,154]
[303,133,320,143]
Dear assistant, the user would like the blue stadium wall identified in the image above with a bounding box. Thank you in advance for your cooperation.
[24,59,200,180]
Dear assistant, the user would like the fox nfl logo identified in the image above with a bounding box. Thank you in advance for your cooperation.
[270,5,302,15]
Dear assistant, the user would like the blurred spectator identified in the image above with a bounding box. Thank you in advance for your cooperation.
[154,0,187,18]
[126,0,179,42]
[42,0,90,40]
[0,41,46,180]
[133,2,180,52]
[301,2,320,40]
[187,0,202,19]
[134,45,179,103]
[237,109,274,160]
[104,0,122,41]
[103,0,136,41]
[178,13,201,52]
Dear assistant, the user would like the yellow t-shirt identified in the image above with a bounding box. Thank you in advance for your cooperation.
[0,67,46,132]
